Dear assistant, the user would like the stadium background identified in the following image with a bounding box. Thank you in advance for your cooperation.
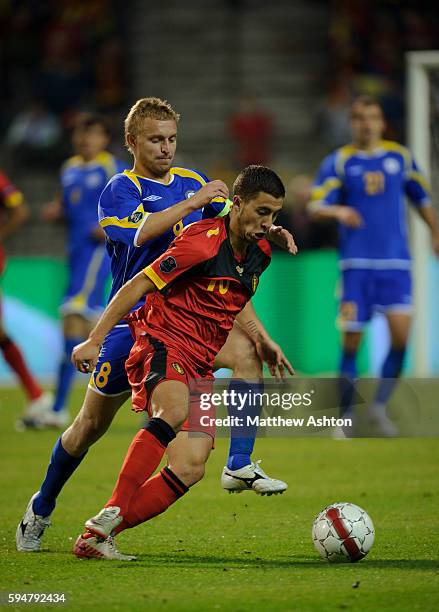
[1,0,439,384]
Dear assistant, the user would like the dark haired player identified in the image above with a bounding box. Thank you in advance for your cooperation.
[17,99,295,554]
[72,165,292,560]
[310,96,439,436]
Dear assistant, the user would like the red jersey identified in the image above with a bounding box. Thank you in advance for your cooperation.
[0,170,24,274]
[130,216,271,370]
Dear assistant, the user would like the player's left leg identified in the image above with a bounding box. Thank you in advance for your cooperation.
[368,311,411,436]
[73,431,213,561]
[214,322,287,495]
[52,314,90,423]
[368,269,412,436]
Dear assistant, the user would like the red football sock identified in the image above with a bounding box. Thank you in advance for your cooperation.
[0,337,42,400]
[105,421,176,515]
[114,467,189,534]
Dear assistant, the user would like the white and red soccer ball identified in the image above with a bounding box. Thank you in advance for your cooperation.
[312,502,375,563]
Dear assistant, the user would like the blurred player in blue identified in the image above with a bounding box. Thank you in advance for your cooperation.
[17,98,295,554]
[310,96,439,436]
[22,116,127,429]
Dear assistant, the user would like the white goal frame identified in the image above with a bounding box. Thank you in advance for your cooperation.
[407,50,439,376]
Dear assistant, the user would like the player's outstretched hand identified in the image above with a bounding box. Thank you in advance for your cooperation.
[255,337,295,380]
[189,180,229,210]
[71,339,101,374]
[336,206,363,228]
[268,225,298,254]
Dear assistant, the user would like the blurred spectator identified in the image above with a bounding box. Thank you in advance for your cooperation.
[319,77,352,149]
[276,174,338,251]
[6,100,62,164]
[228,94,273,167]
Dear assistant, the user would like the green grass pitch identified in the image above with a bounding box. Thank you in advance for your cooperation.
[1,386,438,611]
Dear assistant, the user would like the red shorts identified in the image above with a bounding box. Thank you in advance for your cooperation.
[125,332,215,439]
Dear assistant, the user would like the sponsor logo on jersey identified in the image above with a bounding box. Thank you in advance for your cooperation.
[142,194,162,201]
[128,211,144,223]
[172,362,185,375]
[236,265,244,275]
[185,190,196,199]
[383,157,400,174]
[252,274,259,293]
[207,227,220,237]
[159,256,177,273]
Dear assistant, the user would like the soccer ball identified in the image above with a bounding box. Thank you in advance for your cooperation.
[312,502,375,563]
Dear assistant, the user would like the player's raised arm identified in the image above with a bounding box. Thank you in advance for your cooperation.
[72,272,155,373]
[135,179,229,245]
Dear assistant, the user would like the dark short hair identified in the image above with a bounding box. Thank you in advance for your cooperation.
[350,95,384,117]
[233,165,285,200]
[75,114,111,137]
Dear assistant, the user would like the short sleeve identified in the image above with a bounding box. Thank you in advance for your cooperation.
[202,197,232,219]
[404,153,431,208]
[98,174,148,246]
[310,153,343,206]
[143,221,218,292]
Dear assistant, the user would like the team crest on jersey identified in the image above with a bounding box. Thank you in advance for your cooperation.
[185,190,196,199]
[172,362,185,375]
[383,157,400,174]
[128,211,144,223]
[252,274,259,293]
[160,256,177,273]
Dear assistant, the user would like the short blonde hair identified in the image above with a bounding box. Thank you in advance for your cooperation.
[124,97,180,153]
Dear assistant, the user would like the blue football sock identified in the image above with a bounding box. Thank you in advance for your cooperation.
[226,380,264,470]
[32,437,87,517]
[52,337,83,413]
[338,349,358,417]
[373,348,405,406]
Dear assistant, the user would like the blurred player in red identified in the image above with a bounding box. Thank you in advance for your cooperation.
[0,170,52,417]
[71,165,293,560]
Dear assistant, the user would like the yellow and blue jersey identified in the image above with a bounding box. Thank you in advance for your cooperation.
[311,140,431,270]
[98,166,231,308]
[60,151,127,318]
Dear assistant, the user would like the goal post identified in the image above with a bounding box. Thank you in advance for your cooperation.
[406,50,439,376]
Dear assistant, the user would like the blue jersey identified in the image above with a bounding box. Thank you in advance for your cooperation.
[98,167,231,308]
[60,151,127,318]
[311,140,431,270]
[61,151,127,259]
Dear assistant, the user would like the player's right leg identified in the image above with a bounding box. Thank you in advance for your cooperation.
[335,269,370,437]
[16,325,132,552]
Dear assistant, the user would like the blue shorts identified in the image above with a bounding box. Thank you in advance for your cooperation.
[338,269,412,331]
[61,244,110,320]
[89,324,134,396]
